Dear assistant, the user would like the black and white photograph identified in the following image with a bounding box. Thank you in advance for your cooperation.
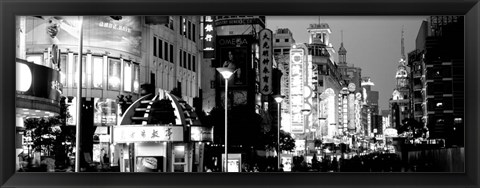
[14,15,465,173]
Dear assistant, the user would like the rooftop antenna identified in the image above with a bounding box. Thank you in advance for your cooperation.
[341,30,344,43]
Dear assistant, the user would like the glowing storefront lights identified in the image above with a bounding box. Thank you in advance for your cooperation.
[16,63,32,92]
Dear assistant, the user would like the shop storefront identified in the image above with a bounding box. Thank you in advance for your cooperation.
[112,90,210,172]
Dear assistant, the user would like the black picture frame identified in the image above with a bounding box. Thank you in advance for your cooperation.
[1,0,479,188]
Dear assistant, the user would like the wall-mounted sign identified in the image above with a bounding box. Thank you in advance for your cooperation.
[190,126,213,142]
[214,16,265,28]
[201,16,215,58]
[289,47,305,134]
[259,29,273,95]
[113,125,183,143]
[16,59,61,102]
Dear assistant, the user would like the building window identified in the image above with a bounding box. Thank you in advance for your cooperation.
[108,59,121,90]
[179,50,183,68]
[183,51,187,68]
[182,18,187,36]
[164,41,169,62]
[188,21,192,40]
[285,38,289,42]
[74,55,87,88]
[274,49,281,55]
[153,36,157,57]
[158,39,163,59]
[165,16,174,30]
[170,44,174,63]
[193,55,196,72]
[133,64,140,93]
[192,23,196,42]
[276,39,280,43]
[188,54,191,70]
[123,61,132,92]
[92,57,103,88]
[60,54,67,86]
[283,49,290,55]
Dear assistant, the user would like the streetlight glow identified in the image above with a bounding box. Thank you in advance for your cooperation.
[216,67,236,79]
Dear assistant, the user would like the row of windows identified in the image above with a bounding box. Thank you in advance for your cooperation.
[153,36,174,63]
[179,50,196,72]
[179,16,196,42]
[27,53,140,93]
[275,38,290,43]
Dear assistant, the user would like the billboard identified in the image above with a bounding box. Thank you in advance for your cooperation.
[216,35,253,87]
[26,16,142,56]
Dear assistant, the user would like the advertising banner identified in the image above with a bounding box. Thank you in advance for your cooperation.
[216,35,253,87]
[26,16,142,56]
[259,29,273,95]
[94,98,117,126]
[16,60,61,102]
[113,125,183,143]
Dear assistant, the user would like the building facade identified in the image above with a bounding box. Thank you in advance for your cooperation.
[21,16,204,172]
[408,16,464,146]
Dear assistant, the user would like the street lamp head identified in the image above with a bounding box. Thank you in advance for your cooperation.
[216,67,236,80]
[273,95,285,103]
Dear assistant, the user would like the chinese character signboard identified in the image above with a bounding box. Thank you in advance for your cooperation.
[259,29,273,95]
[289,47,305,134]
[201,16,215,58]
[112,125,183,143]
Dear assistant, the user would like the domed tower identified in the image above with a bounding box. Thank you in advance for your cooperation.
[390,26,411,129]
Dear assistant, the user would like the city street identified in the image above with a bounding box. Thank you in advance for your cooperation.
[15,15,464,173]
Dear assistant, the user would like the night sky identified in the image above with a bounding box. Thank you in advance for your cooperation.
[266,16,427,111]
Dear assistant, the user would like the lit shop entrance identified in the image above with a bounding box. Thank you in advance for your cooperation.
[111,89,210,172]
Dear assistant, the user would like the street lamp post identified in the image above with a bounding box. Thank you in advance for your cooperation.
[216,67,235,172]
[301,109,311,157]
[273,95,285,171]
[75,16,84,172]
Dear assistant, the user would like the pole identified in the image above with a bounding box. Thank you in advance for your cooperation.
[224,79,228,172]
[75,16,84,172]
[277,103,281,171]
